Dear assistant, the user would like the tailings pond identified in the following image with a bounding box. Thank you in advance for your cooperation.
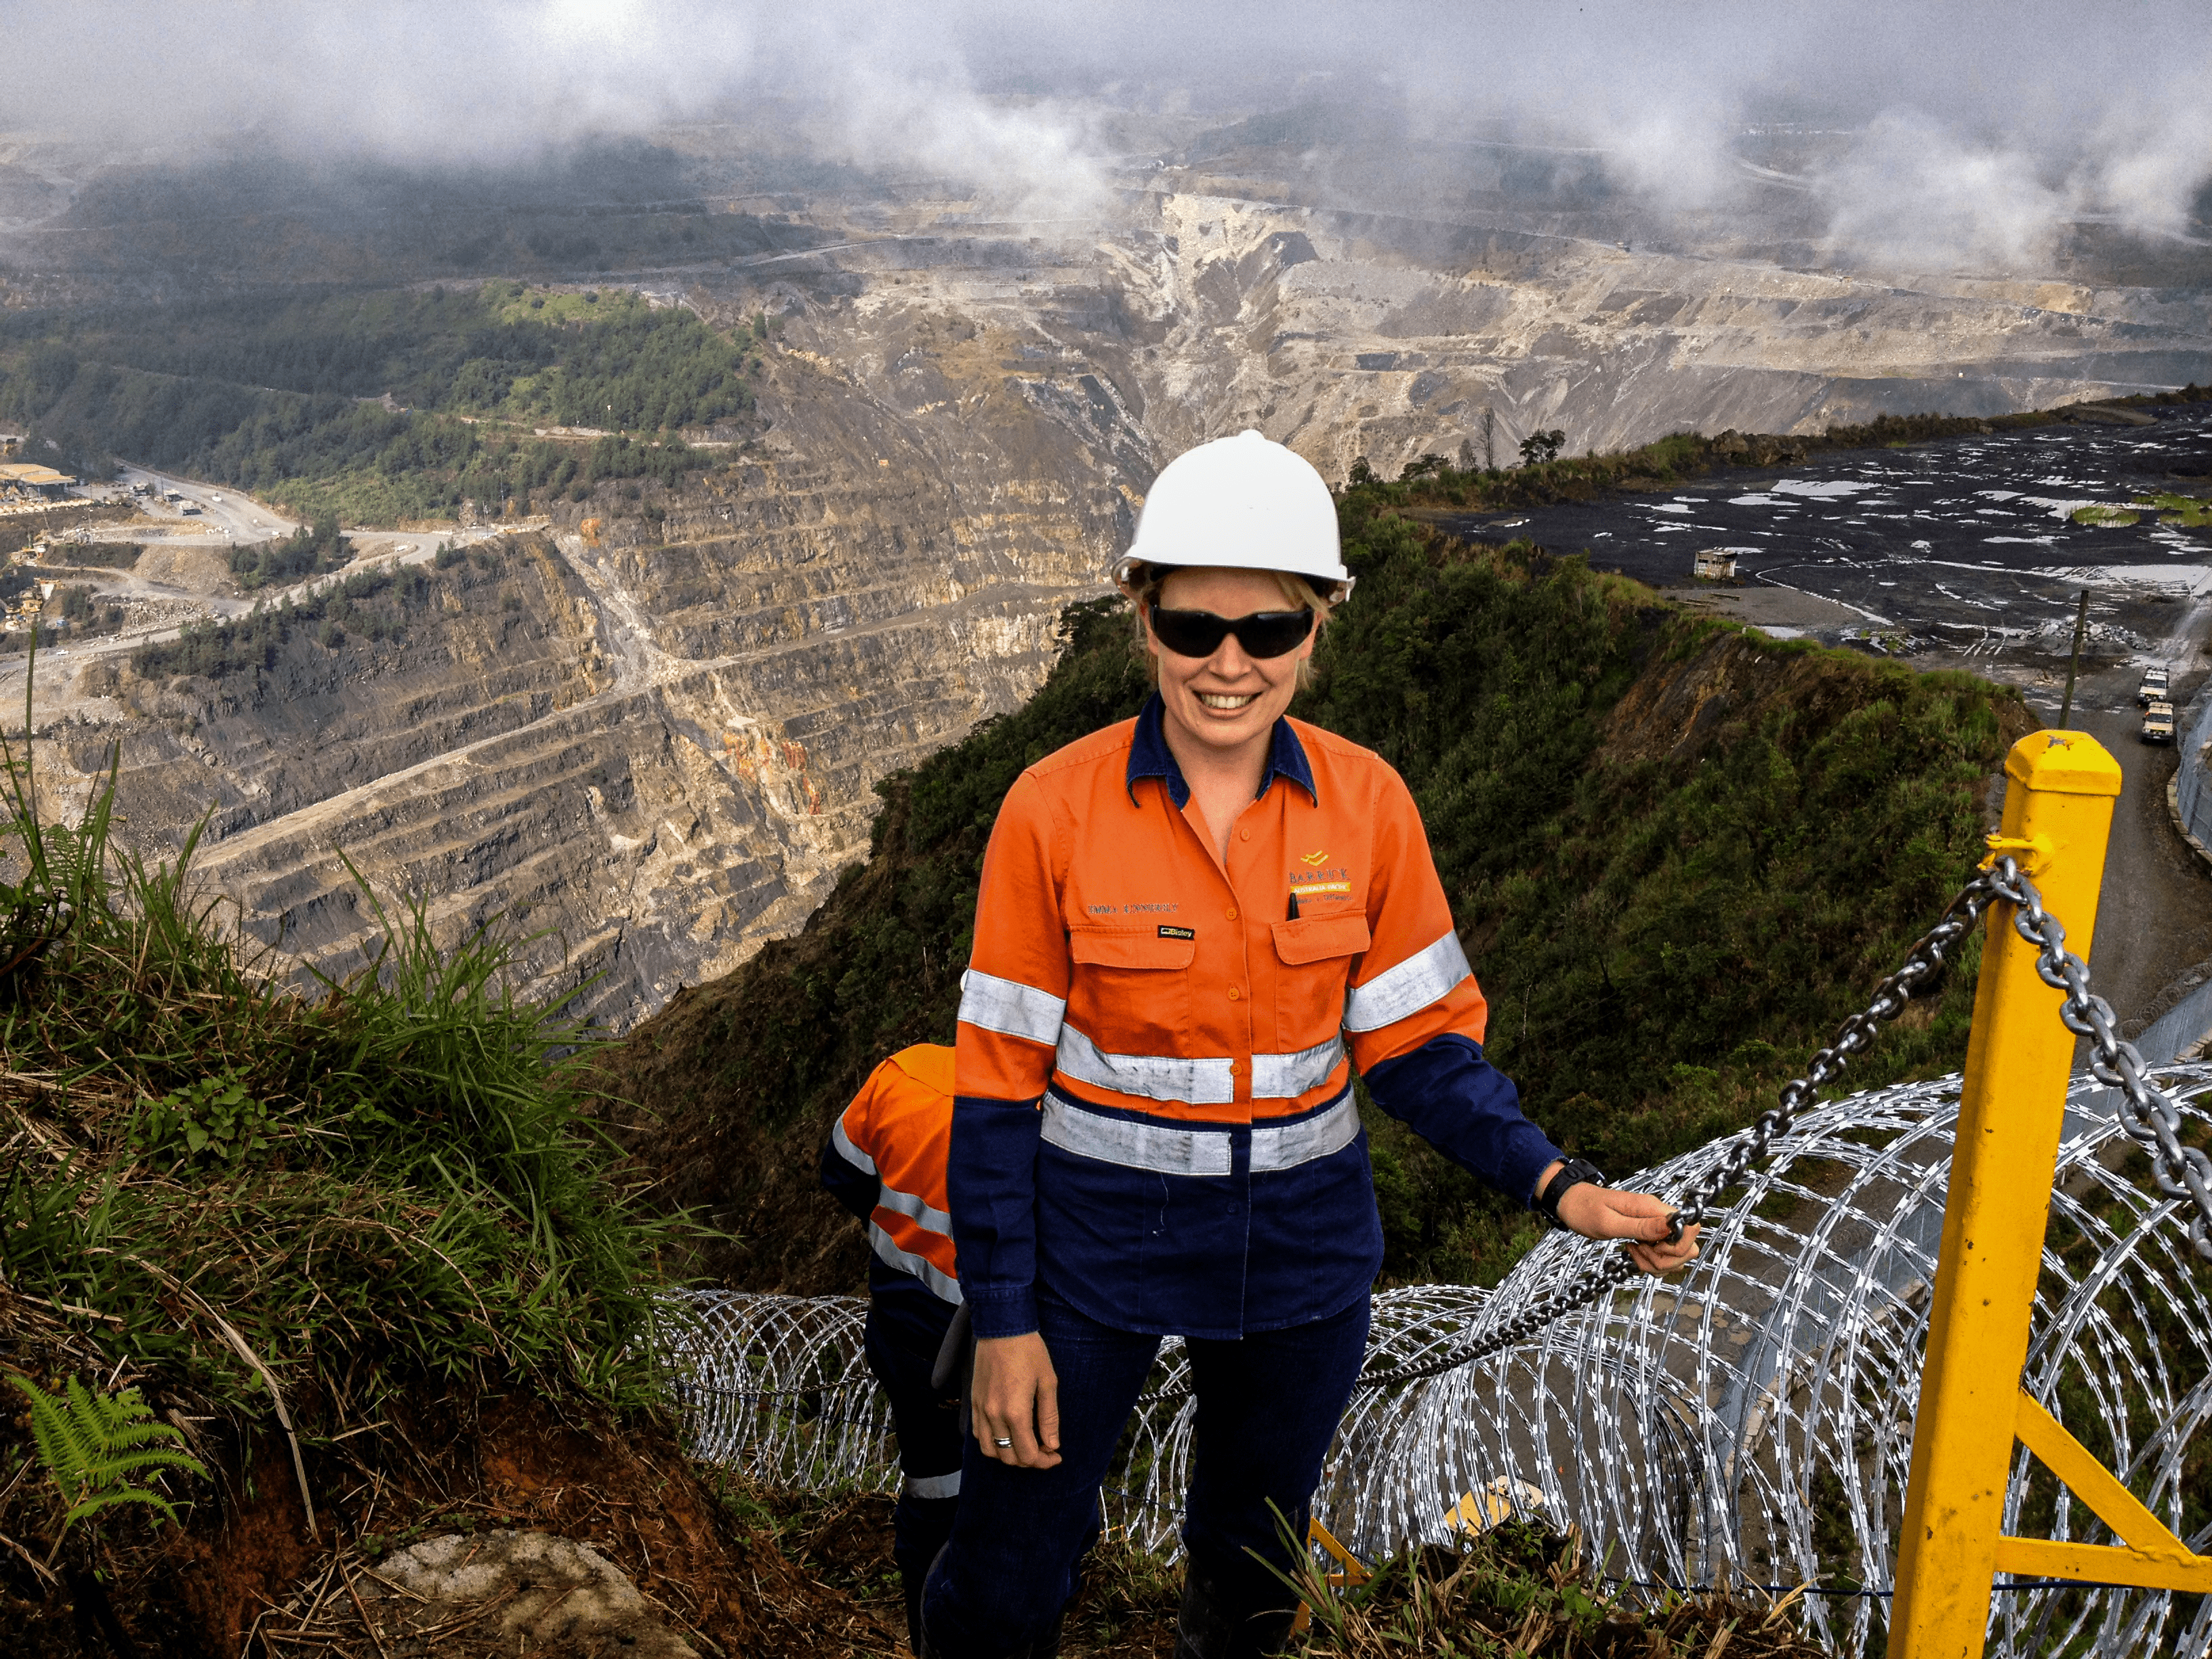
[1437,402,2212,718]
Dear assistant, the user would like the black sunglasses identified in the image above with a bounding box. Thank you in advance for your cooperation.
[1147,605,1316,660]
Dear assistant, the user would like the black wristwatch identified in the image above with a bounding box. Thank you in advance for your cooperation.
[1536,1158,1606,1228]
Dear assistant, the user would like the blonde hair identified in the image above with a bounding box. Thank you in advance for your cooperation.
[1119,562,1340,690]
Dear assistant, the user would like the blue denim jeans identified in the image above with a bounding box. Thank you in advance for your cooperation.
[921,1290,1372,1658]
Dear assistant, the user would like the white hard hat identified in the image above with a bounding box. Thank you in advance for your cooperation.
[1116,430,1350,593]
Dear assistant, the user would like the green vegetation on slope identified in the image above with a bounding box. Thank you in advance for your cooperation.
[0,281,749,521]
[230,512,348,589]
[602,512,2025,1292]
[130,559,448,677]
[0,724,678,1419]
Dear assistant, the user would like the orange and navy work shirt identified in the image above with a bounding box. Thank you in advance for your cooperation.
[950,695,1562,1342]
[821,1044,962,1308]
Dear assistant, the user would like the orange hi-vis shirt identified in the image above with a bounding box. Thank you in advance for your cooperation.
[827,1044,962,1305]
[961,712,1488,1120]
[950,697,1562,1340]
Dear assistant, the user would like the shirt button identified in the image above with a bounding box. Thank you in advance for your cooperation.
[1225,906,1239,921]
[1240,827,1251,842]
[1227,986,1242,1001]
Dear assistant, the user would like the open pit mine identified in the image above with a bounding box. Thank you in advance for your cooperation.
[2,110,2207,1028]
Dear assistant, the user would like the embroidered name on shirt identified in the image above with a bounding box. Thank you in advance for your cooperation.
[1157,925,1195,940]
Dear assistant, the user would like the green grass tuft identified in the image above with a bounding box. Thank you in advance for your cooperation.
[0,667,688,1423]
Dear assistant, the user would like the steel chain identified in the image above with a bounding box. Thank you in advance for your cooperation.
[1346,857,2212,1396]
[1982,855,2212,1263]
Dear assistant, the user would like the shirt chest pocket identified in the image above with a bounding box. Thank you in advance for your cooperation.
[1269,913,1372,1049]
[1066,926,1195,1057]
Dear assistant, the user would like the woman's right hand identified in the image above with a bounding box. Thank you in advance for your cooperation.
[970,1332,1062,1468]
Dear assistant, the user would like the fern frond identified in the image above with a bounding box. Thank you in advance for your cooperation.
[7,1374,208,1535]
[66,1487,183,1528]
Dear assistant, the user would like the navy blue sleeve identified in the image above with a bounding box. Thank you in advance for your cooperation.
[819,1132,881,1223]
[947,1094,1043,1340]
[1363,1034,1563,1209]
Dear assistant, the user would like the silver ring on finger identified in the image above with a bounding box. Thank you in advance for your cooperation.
[993,1437,1013,1448]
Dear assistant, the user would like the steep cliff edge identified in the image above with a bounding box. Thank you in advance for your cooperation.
[596,512,2028,1296]
[22,337,1129,1026]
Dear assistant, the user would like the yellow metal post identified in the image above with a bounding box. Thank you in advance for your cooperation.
[1891,729,2121,1659]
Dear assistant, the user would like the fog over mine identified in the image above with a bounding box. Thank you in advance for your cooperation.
[13,1,2212,263]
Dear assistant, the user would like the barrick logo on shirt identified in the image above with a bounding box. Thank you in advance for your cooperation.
[1299,849,1330,865]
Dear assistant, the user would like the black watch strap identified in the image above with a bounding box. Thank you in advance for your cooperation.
[1537,1158,1606,1227]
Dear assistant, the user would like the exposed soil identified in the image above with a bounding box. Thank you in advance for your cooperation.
[1597,626,2041,770]
[0,1360,900,1659]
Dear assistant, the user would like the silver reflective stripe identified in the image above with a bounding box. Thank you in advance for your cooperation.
[1251,1094,1361,1172]
[830,1114,876,1175]
[958,968,1067,1046]
[1041,1094,1233,1176]
[906,1470,962,1499]
[1343,930,1473,1031]
[869,1222,964,1305]
[1054,1024,1236,1105]
[1251,1036,1347,1101]
[876,1180,953,1239]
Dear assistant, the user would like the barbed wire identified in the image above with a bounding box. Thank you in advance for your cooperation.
[660,1068,2212,1658]
[1350,855,2212,1395]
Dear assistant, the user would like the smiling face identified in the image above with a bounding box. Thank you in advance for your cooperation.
[1143,566,1316,771]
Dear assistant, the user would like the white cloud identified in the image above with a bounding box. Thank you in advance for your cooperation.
[1815,112,2077,272]
[1,1,2206,265]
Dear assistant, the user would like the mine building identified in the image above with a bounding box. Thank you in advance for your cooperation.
[0,463,78,499]
[1693,547,1748,579]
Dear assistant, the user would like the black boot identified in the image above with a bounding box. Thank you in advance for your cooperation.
[903,1568,927,1657]
[1029,1605,1067,1659]
[1172,1565,1298,1659]
[917,1605,1066,1659]
[916,1539,1073,1659]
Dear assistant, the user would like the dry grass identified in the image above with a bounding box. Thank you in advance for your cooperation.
[1277,1519,1832,1659]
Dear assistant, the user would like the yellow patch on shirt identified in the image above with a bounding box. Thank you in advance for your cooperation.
[1292,880,1352,898]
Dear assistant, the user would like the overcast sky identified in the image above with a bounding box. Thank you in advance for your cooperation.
[10,1,2211,266]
